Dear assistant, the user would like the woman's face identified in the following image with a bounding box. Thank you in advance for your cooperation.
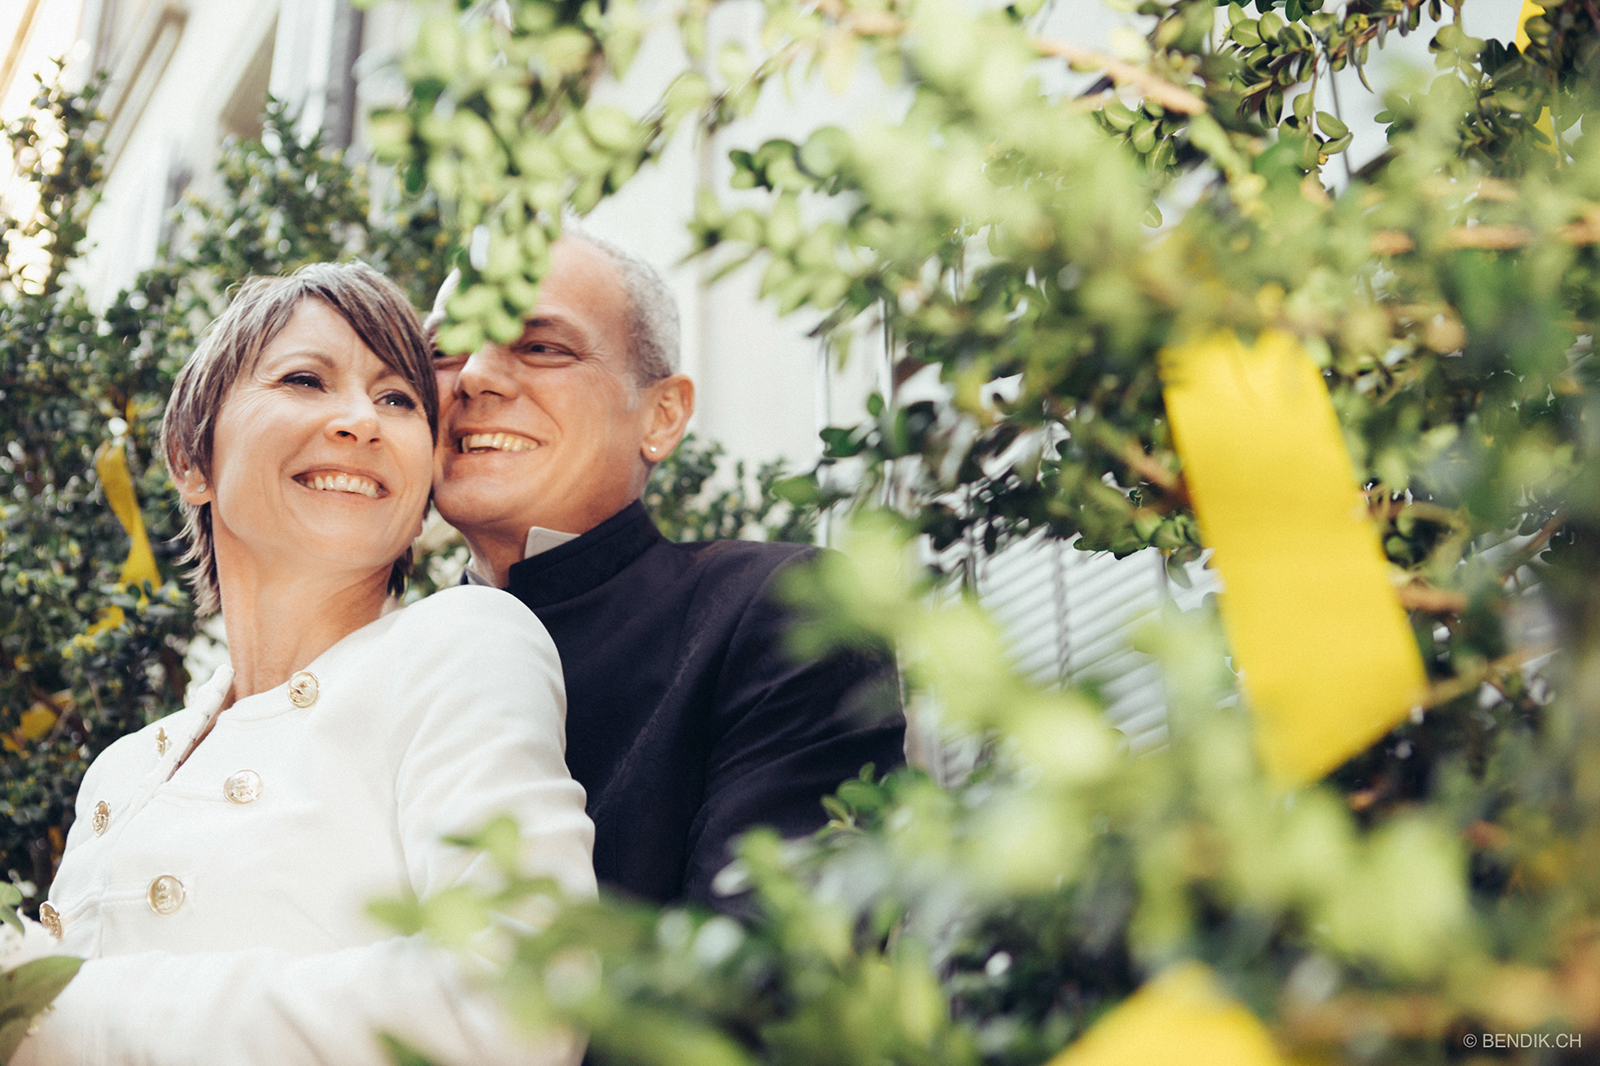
[198,299,432,592]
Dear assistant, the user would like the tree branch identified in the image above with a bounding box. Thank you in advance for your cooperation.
[1031,39,1207,115]
[804,0,1208,116]
[1397,581,1469,614]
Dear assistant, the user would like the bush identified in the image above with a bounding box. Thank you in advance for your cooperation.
[368,0,1600,1062]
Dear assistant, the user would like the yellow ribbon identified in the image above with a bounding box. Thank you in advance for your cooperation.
[1515,1,1559,150]
[1045,963,1289,1066]
[1515,0,1544,49]
[83,437,161,638]
[1161,330,1427,785]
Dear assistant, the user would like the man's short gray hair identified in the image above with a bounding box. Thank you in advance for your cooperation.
[567,229,680,385]
[426,231,681,386]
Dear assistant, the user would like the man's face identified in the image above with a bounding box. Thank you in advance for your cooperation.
[432,238,655,541]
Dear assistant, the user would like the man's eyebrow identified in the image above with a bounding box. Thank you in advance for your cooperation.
[517,315,566,334]
[513,315,593,346]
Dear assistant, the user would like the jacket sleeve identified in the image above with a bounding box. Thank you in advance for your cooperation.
[16,587,596,1066]
[683,549,907,906]
[387,587,597,904]
[12,939,581,1066]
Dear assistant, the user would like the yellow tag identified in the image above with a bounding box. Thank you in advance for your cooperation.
[1515,1,1558,150]
[94,441,160,591]
[1045,963,1286,1066]
[1515,0,1543,49]
[76,439,161,643]
[1161,330,1427,785]
[18,704,56,740]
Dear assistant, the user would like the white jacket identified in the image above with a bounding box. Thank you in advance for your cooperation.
[18,585,597,1065]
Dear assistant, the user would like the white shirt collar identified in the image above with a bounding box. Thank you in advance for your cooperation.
[464,525,580,587]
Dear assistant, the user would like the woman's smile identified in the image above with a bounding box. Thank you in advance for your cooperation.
[292,469,389,498]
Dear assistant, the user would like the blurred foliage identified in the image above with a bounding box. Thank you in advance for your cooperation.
[645,432,816,544]
[371,0,1600,1062]
[0,71,192,911]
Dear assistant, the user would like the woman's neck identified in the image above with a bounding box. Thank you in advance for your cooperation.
[216,565,393,701]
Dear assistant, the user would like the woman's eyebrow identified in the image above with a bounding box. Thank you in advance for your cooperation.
[260,348,340,371]
[260,348,409,384]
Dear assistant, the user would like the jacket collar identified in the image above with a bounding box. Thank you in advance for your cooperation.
[505,499,663,608]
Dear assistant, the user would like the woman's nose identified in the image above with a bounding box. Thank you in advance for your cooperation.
[326,391,382,444]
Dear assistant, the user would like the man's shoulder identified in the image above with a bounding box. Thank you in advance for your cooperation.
[654,537,820,599]
[671,535,817,568]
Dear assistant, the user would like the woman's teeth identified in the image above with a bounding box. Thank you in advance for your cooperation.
[298,473,383,498]
[460,432,537,454]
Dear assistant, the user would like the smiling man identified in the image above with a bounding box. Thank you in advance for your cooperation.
[428,233,906,907]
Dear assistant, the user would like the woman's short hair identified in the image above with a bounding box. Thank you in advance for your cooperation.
[160,261,438,616]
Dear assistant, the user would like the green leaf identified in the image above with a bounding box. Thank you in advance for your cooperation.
[0,956,82,1061]
[380,1033,442,1066]
[798,127,851,179]
[1315,110,1348,139]
[582,105,638,153]
[1229,20,1262,48]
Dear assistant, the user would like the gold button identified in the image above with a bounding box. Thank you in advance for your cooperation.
[147,875,185,915]
[155,727,169,756]
[287,671,319,708]
[92,800,110,835]
[223,770,263,804]
[37,902,61,939]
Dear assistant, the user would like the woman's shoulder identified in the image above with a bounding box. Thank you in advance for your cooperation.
[362,588,566,751]
[80,692,213,799]
[391,583,542,628]
[377,585,557,668]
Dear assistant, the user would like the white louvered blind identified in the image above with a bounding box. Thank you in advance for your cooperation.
[977,533,1183,752]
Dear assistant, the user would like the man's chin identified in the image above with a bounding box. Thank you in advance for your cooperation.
[430,480,542,538]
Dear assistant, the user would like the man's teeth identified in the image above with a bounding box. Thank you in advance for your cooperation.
[300,473,382,498]
[459,432,537,454]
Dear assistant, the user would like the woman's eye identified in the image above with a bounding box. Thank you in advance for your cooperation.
[283,371,324,389]
[379,391,418,410]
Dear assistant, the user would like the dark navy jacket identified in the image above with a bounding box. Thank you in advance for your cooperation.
[504,500,906,907]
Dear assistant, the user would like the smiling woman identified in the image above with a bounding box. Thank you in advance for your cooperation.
[162,264,441,617]
[14,263,596,1065]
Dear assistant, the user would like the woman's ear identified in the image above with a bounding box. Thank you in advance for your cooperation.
[640,374,695,464]
[171,455,213,506]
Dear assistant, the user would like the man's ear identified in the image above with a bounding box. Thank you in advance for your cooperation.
[640,374,695,463]
[171,454,213,506]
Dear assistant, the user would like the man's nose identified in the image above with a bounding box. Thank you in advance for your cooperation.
[452,346,519,400]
